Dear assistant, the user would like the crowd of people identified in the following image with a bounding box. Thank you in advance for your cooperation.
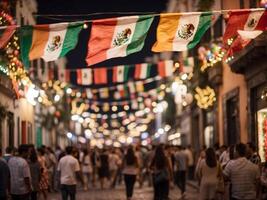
[0,142,266,200]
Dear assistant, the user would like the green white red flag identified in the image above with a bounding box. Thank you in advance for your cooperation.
[112,65,129,83]
[223,9,267,45]
[77,69,92,85]
[157,60,174,78]
[86,15,154,66]
[134,63,152,79]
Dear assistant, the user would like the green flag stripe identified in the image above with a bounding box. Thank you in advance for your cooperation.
[146,64,152,77]
[59,23,83,57]
[20,26,33,69]
[187,13,212,49]
[126,15,154,55]
[124,65,129,81]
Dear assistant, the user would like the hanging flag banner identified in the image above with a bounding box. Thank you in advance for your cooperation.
[58,68,70,83]
[112,65,129,83]
[86,15,154,66]
[77,68,92,85]
[157,60,174,78]
[20,22,83,67]
[134,63,151,79]
[152,13,212,52]
[94,68,108,84]
[0,25,16,49]
[223,10,267,45]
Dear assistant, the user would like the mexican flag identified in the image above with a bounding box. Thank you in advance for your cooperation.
[223,9,267,44]
[152,13,212,52]
[94,68,107,84]
[134,63,152,79]
[0,25,16,49]
[86,15,154,66]
[58,68,70,83]
[158,60,174,78]
[20,22,83,67]
[77,69,92,85]
[113,65,129,83]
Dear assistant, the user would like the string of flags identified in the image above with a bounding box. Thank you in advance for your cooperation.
[0,8,262,68]
[35,60,175,85]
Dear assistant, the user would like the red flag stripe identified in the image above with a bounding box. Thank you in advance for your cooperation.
[86,18,117,66]
[134,64,142,79]
[77,69,82,84]
[94,68,107,84]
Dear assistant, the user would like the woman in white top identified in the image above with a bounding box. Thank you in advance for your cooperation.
[122,146,139,200]
[197,148,222,200]
[81,148,92,191]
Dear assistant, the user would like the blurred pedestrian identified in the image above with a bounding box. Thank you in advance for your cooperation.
[223,143,260,200]
[46,147,57,192]
[81,148,92,191]
[197,148,223,200]
[247,142,261,166]
[109,149,121,188]
[150,145,172,200]
[97,148,110,189]
[122,146,139,200]
[37,147,49,200]
[0,148,10,200]
[184,145,194,180]
[174,145,188,199]
[57,146,83,200]
[28,147,41,200]
[8,144,31,200]
[3,146,14,163]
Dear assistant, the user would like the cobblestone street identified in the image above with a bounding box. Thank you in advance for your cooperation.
[48,182,199,200]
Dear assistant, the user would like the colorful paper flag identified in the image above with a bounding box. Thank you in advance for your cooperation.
[86,15,154,66]
[58,68,70,82]
[0,25,16,49]
[113,65,129,82]
[99,88,109,99]
[20,22,83,66]
[94,68,107,84]
[158,60,174,78]
[134,63,151,79]
[77,69,92,85]
[223,10,267,45]
[152,13,212,52]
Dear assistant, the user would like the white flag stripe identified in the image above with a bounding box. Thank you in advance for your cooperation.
[244,10,264,31]
[165,60,174,76]
[140,63,148,79]
[42,23,68,61]
[81,69,92,85]
[172,14,201,51]
[107,16,138,59]
[238,30,263,39]
[117,65,125,82]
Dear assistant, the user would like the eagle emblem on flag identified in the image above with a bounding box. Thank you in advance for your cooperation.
[247,18,257,28]
[178,24,195,40]
[47,35,62,52]
[113,28,132,47]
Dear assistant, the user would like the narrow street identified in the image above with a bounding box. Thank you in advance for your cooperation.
[48,182,199,200]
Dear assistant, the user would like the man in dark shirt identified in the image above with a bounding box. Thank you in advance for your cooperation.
[0,148,10,200]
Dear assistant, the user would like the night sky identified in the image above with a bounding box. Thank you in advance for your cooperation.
[36,0,168,68]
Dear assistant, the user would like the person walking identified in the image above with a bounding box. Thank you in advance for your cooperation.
[109,149,121,188]
[197,148,223,200]
[97,148,110,189]
[150,145,172,200]
[37,147,49,200]
[122,146,139,200]
[8,144,32,200]
[174,145,188,199]
[28,147,41,200]
[3,146,14,163]
[57,146,83,200]
[223,143,260,200]
[0,148,10,200]
[184,145,194,180]
[81,148,93,191]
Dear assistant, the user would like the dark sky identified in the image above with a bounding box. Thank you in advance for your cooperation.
[36,0,168,68]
